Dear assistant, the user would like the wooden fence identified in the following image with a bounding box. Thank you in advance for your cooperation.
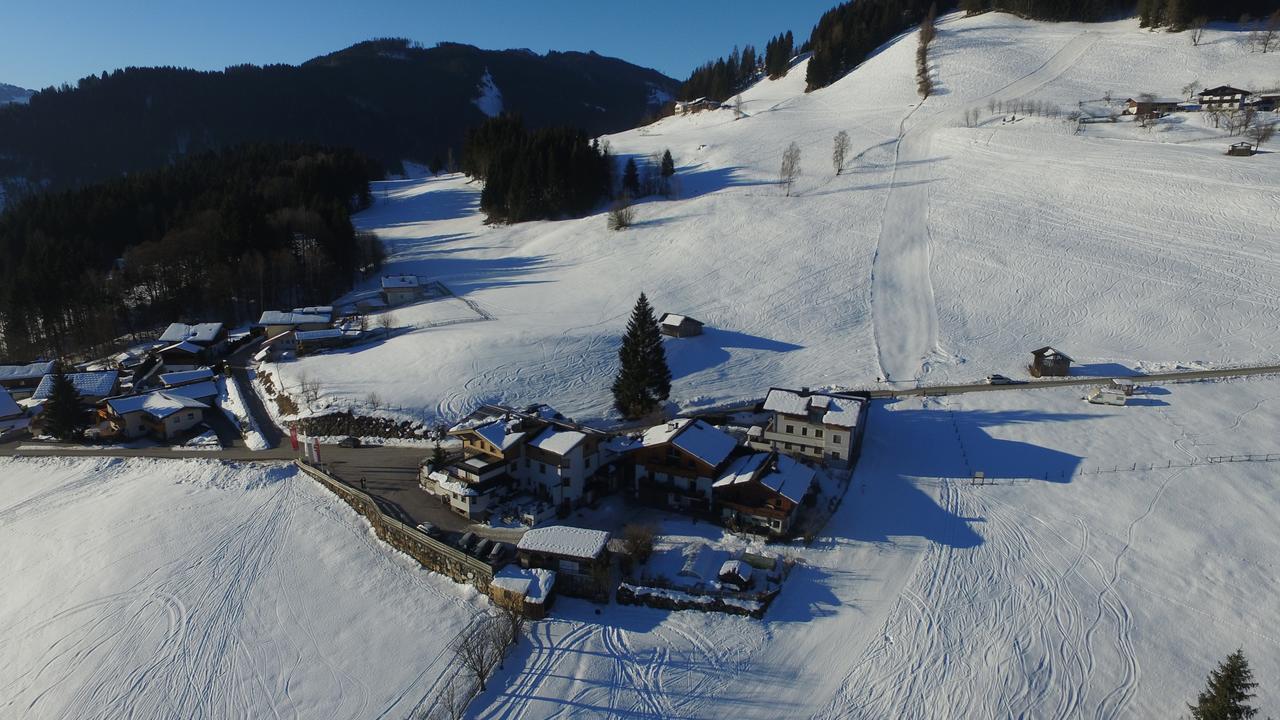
[294,460,494,591]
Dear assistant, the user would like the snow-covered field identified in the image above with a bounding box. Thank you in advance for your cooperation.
[0,458,487,719]
[468,375,1280,719]
[263,13,1280,426]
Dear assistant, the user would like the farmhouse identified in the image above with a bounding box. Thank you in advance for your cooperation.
[1029,346,1073,377]
[103,392,207,440]
[158,322,227,355]
[31,370,120,405]
[750,387,869,468]
[1198,85,1251,110]
[1123,98,1180,117]
[631,418,739,513]
[295,328,352,355]
[0,361,56,399]
[516,525,611,598]
[256,308,334,338]
[157,341,206,370]
[659,313,704,338]
[674,97,721,114]
[713,451,815,537]
[380,275,422,306]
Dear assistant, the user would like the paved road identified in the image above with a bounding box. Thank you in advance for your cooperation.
[226,338,284,448]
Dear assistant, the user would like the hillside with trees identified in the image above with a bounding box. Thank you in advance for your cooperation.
[0,144,381,358]
[0,39,677,197]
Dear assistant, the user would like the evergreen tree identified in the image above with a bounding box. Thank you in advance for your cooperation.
[660,150,675,179]
[611,293,672,418]
[1189,649,1260,720]
[623,158,641,196]
[431,442,448,469]
[43,365,86,441]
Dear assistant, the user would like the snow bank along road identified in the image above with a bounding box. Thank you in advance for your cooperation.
[0,457,489,719]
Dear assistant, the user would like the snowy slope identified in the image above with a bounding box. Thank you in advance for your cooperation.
[270,14,1280,426]
[0,458,488,719]
[469,375,1280,719]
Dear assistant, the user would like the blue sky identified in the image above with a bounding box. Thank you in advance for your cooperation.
[0,1,835,90]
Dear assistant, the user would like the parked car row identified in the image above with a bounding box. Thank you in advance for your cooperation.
[455,531,511,564]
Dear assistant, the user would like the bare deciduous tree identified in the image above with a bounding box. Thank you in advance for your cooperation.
[496,601,526,651]
[366,392,381,410]
[607,194,636,230]
[1189,16,1207,46]
[422,674,471,720]
[831,130,850,175]
[733,94,744,120]
[377,312,396,335]
[1181,79,1200,99]
[780,141,801,196]
[622,523,658,564]
[1251,11,1280,53]
[1247,121,1276,148]
[298,374,321,408]
[449,617,505,693]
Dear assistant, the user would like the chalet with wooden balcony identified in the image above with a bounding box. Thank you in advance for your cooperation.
[713,450,815,536]
[630,418,739,513]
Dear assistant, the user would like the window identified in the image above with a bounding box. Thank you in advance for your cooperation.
[815,429,823,439]
[784,442,792,450]
[539,462,546,474]
[187,413,194,419]
[831,451,841,460]
[832,434,842,444]
[785,424,795,434]
[801,427,808,436]
[586,455,593,469]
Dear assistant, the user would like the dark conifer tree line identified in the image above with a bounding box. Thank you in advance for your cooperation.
[806,0,945,92]
[462,115,612,223]
[961,0,1275,25]
[679,30,803,102]
[0,144,382,359]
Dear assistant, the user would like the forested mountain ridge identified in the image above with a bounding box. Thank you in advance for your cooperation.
[0,83,33,105]
[0,39,677,196]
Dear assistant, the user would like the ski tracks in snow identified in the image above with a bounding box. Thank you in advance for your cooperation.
[869,30,1100,385]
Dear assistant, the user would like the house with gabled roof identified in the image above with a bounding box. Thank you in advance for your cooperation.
[659,313,704,338]
[381,274,422,306]
[103,392,207,440]
[1199,85,1252,110]
[435,403,616,519]
[0,386,24,425]
[1029,346,1073,377]
[32,370,120,405]
[0,361,56,399]
[750,387,869,469]
[629,417,739,513]
[158,322,227,355]
[713,451,815,536]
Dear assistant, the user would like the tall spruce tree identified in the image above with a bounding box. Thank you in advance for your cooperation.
[611,293,672,418]
[43,365,86,441]
[1189,649,1260,720]
[660,150,675,195]
[622,158,641,197]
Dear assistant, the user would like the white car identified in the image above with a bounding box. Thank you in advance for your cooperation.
[985,374,1018,385]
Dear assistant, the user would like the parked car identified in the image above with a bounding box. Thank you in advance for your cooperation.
[457,531,478,552]
[337,436,361,448]
[415,521,442,538]
[985,374,1019,385]
[488,541,510,563]
[472,538,493,558]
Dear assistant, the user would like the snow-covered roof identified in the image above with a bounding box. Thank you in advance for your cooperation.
[759,455,816,504]
[673,420,738,468]
[381,274,420,289]
[473,418,529,452]
[763,388,865,429]
[160,368,215,386]
[435,475,480,497]
[159,322,223,345]
[292,306,333,316]
[0,387,21,419]
[640,417,738,468]
[529,425,586,456]
[492,566,555,603]
[713,452,770,488]
[719,559,752,583]
[32,370,119,400]
[517,525,610,560]
[107,391,206,420]
[257,310,332,327]
[159,381,218,401]
[160,340,204,356]
[0,361,55,383]
[295,328,346,342]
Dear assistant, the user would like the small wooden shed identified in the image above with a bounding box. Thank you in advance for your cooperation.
[1029,346,1073,377]
[659,313,704,338]
[1228,142,1255,157]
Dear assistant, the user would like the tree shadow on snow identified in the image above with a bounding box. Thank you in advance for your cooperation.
[664,328,803,380]
[359,183,479,228]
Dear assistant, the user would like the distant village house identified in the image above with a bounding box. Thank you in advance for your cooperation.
[750,388,869,469]
[0,361,56,399]
[380,275,422,306]
[1029,346,1073,377]
[659,313,704,338]
[1198,85,1251,111]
